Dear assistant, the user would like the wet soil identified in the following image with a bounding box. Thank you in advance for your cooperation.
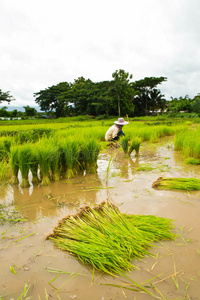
[1,137,200,299]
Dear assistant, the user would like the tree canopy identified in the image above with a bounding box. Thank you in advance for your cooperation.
[33,71,168,118]
[0,89,15,104]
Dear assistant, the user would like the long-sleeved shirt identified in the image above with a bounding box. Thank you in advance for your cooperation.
[105,125,121,141]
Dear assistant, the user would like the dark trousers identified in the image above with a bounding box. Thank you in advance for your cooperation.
[112,130,125,141]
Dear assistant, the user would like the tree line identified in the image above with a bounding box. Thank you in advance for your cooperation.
[1,70,200,118]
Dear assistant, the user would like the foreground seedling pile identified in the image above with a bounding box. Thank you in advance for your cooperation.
[152,177,200,190]
[48,201,175,275]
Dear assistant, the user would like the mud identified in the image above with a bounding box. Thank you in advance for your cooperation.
[0,137,200,299]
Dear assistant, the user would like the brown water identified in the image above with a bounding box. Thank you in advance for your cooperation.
[1,137,200,300]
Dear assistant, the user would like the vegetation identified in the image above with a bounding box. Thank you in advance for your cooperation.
[48,201,175,275]
[152,177,200,190]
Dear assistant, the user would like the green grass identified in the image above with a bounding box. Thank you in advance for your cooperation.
[48,201,175,275]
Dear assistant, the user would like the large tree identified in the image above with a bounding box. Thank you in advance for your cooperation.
[0,89,15,104]
[34,82,71,118]
[132,77,167,116]
[110,69,135,117]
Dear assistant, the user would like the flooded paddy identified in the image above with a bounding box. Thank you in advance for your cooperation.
[1,137,200,299]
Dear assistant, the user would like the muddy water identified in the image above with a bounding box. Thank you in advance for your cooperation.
[1,137,200,300]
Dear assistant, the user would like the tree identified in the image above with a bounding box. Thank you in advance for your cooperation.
[191,94,200,114]
[0,106,9,117]
[167,95,192,113]
[132,77,167,116]
[23,105,38,117]
[34,82,71,118]
[0,89,15,104]
[110,69,135,117]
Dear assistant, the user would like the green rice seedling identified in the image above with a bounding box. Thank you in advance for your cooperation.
[58,138,80,179]
[120,136,129,155]
[48,201,175,275]
[36,141,54,186]
[80,138,101,173]
[128,136,142,157]
[18,143,35,188]
[152,177,200,191]
[10,146,19,184]
[0,158,11,181]
[185,157,200,165]
[49,145,61,181]
[29,148,40,184]
[0,137,12,161]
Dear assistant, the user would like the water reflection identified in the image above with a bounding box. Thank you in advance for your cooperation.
[5,173,104,221]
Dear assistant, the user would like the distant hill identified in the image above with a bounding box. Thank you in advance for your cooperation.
[0,105,43,112]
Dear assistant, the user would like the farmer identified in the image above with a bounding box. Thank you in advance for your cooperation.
[105,118,129,142]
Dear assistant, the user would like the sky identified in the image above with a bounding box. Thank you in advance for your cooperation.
[1,0,200,107]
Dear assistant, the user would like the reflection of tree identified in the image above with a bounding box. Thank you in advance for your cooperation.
[12,173,103,221]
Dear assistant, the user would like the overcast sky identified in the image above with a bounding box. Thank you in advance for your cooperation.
[1,0,200,107]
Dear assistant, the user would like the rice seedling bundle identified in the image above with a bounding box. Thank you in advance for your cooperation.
[10,146,19,184]
[120,136,129,154]
[128,136,142,157]
[0,158,11,181]
[48,201,175,275]
[36,140,55,186]
[152,176,200,191]
[80,138,101,173]
[0,137,12,161]
[18,143,35,188]
[58,138,80,179]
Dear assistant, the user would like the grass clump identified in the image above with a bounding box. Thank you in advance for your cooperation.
[152,176,200,191]
[185,157,200,165]
[48,201,175,275]
[18,144,34,188]
[10,146,19,184]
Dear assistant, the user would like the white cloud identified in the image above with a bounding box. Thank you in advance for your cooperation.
[1,0,200,106]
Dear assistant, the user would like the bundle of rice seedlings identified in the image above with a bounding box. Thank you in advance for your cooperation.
[128,136,142,157]
[80,138,101,173]
[18,143,34,188]
[58,138,80,179]
[120,136,129,155]
[0,137,12,161]
[37,141,53,186]
[48,201,175,275]
[10,146,19,184]
[152,176,200,191]
[0,158,11,181]
[49,144,61,181]
[29,148,40,184]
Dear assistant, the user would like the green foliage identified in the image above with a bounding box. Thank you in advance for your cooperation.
[185,157,200,165]
[0,89,15,103]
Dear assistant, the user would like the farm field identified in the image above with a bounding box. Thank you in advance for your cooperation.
[0,118,200,299]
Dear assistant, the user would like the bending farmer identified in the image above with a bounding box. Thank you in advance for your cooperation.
[105,118,129,142]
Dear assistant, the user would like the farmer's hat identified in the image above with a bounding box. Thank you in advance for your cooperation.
[114,118,129,125]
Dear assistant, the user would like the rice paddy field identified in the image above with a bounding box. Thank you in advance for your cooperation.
[0,117,200,299]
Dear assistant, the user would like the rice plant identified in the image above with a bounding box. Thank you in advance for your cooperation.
[128,136,142,157]
[58,138,80,179]
[80,138,101,173]
[36,141,54,186]
[0,158,11,181]
[10,146,19,184]
[185,157,200,165]
[152,176,200,191]
[0,137,12,161]
[120,136,129,154]
[18,143,34,188]
[48,201,175,275]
